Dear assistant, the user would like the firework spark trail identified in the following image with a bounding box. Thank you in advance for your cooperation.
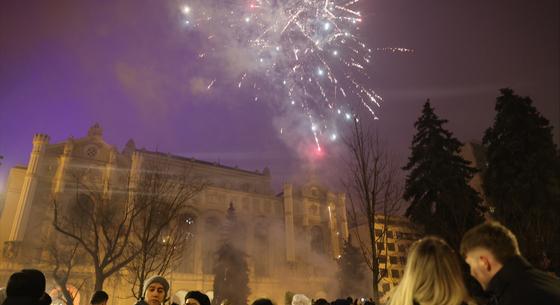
[180,0,413,151]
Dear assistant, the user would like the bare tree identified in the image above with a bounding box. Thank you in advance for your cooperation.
[126,163,206,299]
[343,120,403,302]
[43,233,87,305]
[52,167,144,291]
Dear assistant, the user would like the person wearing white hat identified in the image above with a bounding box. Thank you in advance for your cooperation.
[142,275,170,305]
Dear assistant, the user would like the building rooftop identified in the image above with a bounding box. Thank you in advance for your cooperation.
[140,149,269,177]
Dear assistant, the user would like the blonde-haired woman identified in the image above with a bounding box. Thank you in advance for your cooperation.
[388,236,475,305]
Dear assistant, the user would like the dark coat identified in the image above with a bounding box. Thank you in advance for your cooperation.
[486,256,560,305]
[2,296,40,305]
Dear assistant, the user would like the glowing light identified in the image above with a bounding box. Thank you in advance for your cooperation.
[182,6,191,14]
[323,22,331,31]
[330,134,337,141]
[332,50,338,56]
[345,113,352,120]
[317,68,324,76]
[312,144,325,158]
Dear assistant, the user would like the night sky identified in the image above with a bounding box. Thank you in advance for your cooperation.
[1,0,558,193]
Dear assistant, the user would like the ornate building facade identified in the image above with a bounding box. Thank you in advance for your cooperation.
[0,124,349,305]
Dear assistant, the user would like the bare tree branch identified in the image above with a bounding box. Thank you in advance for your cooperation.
[52,167,147,291]
[125,162,207,299]
[342,120,403,302]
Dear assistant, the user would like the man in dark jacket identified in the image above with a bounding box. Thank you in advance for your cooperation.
[460,221,560,305]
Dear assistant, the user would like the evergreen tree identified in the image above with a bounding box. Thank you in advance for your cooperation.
[212,203,250,305]
[403,100,485,250]
[337,236,367,298]
[483,88,560,268]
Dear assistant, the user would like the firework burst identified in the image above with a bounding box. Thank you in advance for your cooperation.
[181,0,407,151]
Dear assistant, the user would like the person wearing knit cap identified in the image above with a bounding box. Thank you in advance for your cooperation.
[3,269,52,305]
[331,299,351,305]
[313,299,329,305]
[21,269,51,305]
[142,275,170,305]
[292,294,311,305]
[21,269,46,298]
[91,290,109,305]
[252,298,274,305]
[184,291,211,305]
[4,271,37,305]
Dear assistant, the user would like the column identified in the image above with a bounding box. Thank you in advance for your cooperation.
[327,192,340,258]
[9,134,49,241]
[337,193,349,240]
[52,139,73,195]
[283,183,295,262]
[103,148,117,199]
[128,151,143,203]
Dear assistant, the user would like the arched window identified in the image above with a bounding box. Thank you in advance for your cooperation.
[254,221,269,277]
[66,194,95,231]
[311,187,319,197]
[177,213,197,273]
[310,226,325,255]
[202,216,221,274]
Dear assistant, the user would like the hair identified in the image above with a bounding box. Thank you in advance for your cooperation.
[252,298,274,305]
[388,236,472,305]
[21,269,46,299]
[313,299,329,305]
[185,290,211,305]
[91,290,109,304]
[460,221,520,263]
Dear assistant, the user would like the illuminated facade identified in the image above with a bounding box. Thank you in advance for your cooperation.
[0,124,349,305]
[349,215,420,297]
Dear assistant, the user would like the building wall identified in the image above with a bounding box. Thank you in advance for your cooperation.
[349,215,420,297]
[0,124,348,305]
[0,167,26,252]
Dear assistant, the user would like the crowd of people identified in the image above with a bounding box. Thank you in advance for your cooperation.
[1,221,559,305]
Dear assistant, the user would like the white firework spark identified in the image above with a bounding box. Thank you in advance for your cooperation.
[180,0,410,151]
